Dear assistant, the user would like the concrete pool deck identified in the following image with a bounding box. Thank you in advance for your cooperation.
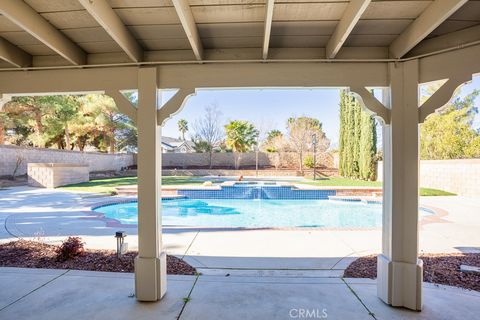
[0,267,479,320]
[1,186,480,274]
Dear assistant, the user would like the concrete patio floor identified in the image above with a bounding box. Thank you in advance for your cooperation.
[1,267,479,320]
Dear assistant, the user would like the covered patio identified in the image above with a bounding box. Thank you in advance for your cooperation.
[0,0,479,314]
[1,267,480,320]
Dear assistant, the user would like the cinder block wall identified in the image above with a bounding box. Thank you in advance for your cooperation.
[0,145,135,177]
[162,169,302,176]
[377,159,480,196]
[162,152,334,169]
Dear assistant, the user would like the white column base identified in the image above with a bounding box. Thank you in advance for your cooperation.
[134,252,167,301]
[377,254,423,311]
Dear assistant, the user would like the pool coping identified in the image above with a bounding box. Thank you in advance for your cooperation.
[119,184,383,191]
[87,197,449,231]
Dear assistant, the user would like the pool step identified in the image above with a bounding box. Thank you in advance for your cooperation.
[115,186,137,196]
[328,195,382,204]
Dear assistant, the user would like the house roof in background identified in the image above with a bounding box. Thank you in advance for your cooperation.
[162,136,194,149]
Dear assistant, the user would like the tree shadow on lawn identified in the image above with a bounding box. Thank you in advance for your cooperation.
[61,176,207,189]
[61,177,138,189]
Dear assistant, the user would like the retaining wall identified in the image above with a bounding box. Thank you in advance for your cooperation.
[28,163,89,188]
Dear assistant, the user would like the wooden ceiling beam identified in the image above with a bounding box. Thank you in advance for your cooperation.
[262,0,275,60]
[172,0,204,61]
[389,0,468,58]
[326,0,371,59]
[0,37,31,67]
[0,0,86,65]
[79,0,143,62]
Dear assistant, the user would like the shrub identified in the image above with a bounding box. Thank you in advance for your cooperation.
[303,155,315,169]
[56,237,85,261]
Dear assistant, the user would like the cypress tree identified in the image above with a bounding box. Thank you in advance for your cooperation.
[338,91,343,175]
[345,93,354,177]
[370,115,377,180]
[338,90,377,180]
[338,90,347,176]
[359,112,377,180]
[352,96,362,178]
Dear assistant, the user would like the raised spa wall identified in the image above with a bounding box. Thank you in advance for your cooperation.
[177,186,335,200]
[115,184,383,198]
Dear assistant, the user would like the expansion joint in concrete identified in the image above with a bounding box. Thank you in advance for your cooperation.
[342,278,378,320]
[182,230,200,259]
[0,269,70,313]
[177,273,200,320]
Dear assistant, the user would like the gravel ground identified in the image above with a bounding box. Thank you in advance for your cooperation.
[344,253,480,292]
[0,240,196,275]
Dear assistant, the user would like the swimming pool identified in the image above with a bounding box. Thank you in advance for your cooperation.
[94,198,434,228]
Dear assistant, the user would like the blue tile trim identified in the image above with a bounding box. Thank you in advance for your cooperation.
[178,186,336,200]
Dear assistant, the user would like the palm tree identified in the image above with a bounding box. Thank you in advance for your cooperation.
[178,119,188,141]
[224,120,259,169]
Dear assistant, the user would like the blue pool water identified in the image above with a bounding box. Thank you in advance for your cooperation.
[94,199,433,228]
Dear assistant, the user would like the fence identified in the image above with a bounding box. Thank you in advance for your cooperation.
[0,145,135,177]
[377,159,480,196]
[162,151,334,169]
[0,145,335,178]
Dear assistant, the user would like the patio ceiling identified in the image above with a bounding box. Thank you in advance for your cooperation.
[0,0,478,68]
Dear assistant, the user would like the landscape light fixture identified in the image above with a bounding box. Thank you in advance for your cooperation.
[115,231,128,258]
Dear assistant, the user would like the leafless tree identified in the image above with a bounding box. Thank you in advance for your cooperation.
[12,149,25,180]
[192,104,224,168]
[287,117,330,173]
[253,118,276,146]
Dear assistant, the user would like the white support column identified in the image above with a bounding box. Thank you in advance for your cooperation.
[378,60,422,310]
[134,67,166,301]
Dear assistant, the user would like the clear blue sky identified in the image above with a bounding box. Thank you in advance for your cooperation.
[161,75,480,149]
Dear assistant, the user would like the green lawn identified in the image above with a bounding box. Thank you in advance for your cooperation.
[59,175,456,196]
[418,187,456,196]
[58,176,203,194]
[299,177,456,196]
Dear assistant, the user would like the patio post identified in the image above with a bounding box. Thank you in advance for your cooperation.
[377,60,422,310]
[134,67,167,301]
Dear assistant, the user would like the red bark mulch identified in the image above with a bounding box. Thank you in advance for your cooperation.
[0,240,196,275]
[344,253,480,292]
